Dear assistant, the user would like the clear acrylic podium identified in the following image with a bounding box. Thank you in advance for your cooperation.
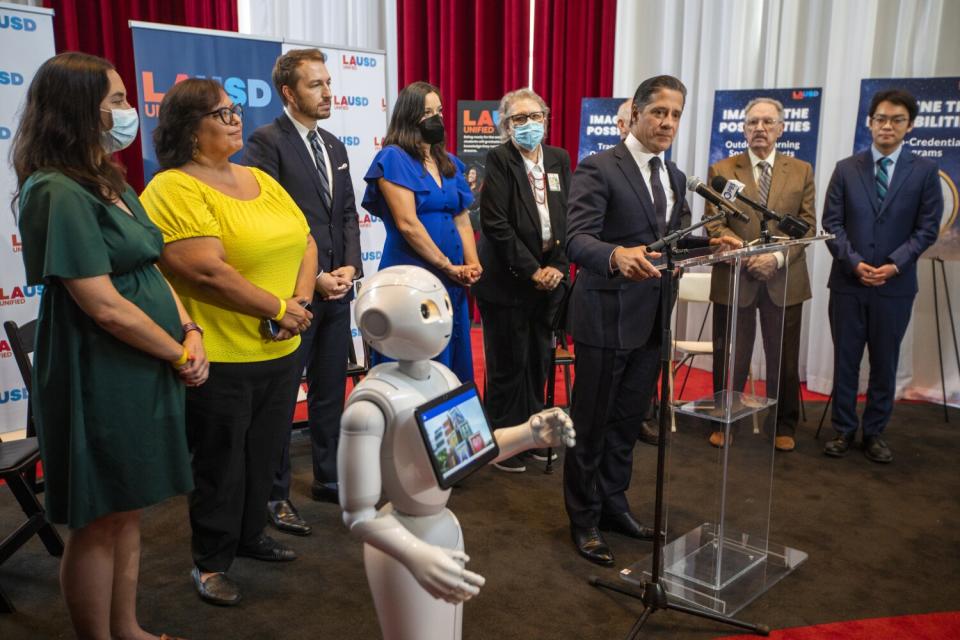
[620,235,830,617]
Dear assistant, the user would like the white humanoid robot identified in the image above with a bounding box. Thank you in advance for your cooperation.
[338,265,576,640]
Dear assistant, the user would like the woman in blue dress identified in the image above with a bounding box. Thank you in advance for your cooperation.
[362,81,481,381]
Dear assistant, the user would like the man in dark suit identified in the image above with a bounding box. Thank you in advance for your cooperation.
[473,88,571,473]
[244,48,363,534]
[705,97,817,452]
[822,88,941,464]
[564,75,738,566]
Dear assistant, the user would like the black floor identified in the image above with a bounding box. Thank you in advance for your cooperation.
[1,401,958,639]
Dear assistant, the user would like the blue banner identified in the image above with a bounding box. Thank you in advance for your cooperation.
[708,88,822,171]
[577,97,630,162]
[131,25,283,182]
[854,77,960,260]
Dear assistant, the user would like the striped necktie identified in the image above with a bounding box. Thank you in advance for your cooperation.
[757,161,772,206]
[876,156,892,203]
[307,130,333,211]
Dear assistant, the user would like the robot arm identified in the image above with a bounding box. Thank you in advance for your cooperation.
[339,399,486,604]
[491,407,576,463]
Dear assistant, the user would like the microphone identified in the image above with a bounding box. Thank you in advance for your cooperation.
[710,175,811,239]
[686,176,750,223]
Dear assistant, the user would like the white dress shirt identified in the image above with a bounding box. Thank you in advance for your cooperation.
[520,144,552,249]
[285,107,334,198]
[747,148,784,268]
[624,132,675,224]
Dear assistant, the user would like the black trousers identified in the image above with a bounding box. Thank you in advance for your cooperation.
[564,339,660,529]
[186,352,300,573]
[712,290,803,436]
[477,289,562,430]
[271,297,351,500]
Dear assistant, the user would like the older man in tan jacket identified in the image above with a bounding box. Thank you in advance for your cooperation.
[704,97,816,452]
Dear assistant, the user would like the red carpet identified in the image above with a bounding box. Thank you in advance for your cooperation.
[717,611,960,639]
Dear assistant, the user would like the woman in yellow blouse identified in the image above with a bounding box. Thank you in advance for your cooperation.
[141,78,316,606]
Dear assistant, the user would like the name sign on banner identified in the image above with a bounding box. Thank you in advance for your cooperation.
[854,78,960,260]
[131,23,283,182]
[708,88,823,171]
[578,97,630,162]
[0,3,56,433]
[456,100,501,229]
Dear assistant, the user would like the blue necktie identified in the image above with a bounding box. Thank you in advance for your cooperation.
[307,130,333,211]
[876,156,892,204]
[648,156,667,235]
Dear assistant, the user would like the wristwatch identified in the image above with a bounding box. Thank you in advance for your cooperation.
[182,322,204,337]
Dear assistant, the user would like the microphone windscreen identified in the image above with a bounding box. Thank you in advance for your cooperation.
[710,175,729,192]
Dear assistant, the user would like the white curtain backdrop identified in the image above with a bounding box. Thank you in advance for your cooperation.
[613,0,960,408]
[238,0,399,108]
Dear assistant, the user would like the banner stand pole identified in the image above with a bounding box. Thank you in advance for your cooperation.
[931,258,959,423]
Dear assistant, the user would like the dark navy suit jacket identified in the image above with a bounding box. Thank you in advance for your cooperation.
[565,142,707,349]
[823,149,942,297]
[243,115,363,301]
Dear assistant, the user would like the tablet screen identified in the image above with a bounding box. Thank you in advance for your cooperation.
[414,382,499,489]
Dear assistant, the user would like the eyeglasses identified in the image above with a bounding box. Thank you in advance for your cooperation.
[745,117,781,129]
[871,115,909,127]
[509,111,546,126]
[204,104,243,125]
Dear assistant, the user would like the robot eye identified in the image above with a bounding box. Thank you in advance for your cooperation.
[420,299,440,319]
[443,296,451,311]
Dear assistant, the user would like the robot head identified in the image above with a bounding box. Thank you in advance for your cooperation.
[354,265,453,361]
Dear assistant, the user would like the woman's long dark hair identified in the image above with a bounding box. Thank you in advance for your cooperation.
[11,52,126,209]
[153,78,222,170]
[383,81,455,178]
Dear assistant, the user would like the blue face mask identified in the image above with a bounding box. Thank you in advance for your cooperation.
[512,121,544,151]
[100,107,140,153]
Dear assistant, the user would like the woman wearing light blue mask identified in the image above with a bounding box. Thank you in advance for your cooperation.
[12,52,206,640]
[472,88,572,473]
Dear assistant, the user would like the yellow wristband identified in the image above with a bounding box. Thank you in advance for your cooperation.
[272,297,287,321]
[172,347,190,368]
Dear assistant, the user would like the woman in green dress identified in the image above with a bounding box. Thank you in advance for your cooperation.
[12,52,208,640]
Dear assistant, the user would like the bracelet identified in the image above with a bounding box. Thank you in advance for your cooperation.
[272,297,287,321]
[315,269,325,280]
[171,347,190,368]
[182,322,203,337]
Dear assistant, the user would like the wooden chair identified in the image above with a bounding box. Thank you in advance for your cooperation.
[1,320,65,613]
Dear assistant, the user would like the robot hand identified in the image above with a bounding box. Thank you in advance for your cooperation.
[406,543,486,604]
[529,407,576,449]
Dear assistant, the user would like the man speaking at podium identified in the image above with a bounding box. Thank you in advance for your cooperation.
[564,75,737,566]
[705,97,816,453]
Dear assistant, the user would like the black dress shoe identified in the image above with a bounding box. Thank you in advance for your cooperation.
[638,420,660,446]
[311,481,339,504]
[237,534,297,562]
[267,499,312,536]
[863,436,893,463]
[571,526,614,566]
[599,511,655,540]
[823,434,854,457]
[191,567,241,606]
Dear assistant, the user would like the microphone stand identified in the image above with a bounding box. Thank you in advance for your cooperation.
[590,212,770,639]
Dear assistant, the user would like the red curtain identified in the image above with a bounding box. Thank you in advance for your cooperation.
[44,0,239,191]
[397,0,531,154]
[533,0,617,166]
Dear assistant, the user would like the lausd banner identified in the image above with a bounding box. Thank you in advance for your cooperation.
[708,87,823,170]
[131,22,283,183]
[854,78,960,260]
[283,42,390,281]
[0,3,55,434]
[578,97,630,163]
[456,100,500,229]
[281,42,389,362]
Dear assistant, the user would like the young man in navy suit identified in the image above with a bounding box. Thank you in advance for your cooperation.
[563,76,738,566]
[822,89,941,463]
[244,49,363,534]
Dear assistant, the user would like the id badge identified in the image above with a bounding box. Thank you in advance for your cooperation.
[547,173,561,192]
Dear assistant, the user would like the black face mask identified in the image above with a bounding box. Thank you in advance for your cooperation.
[418,114,445,145]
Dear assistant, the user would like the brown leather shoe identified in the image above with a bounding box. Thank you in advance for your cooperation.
[774,435,795,452]
[709,431,725,448]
